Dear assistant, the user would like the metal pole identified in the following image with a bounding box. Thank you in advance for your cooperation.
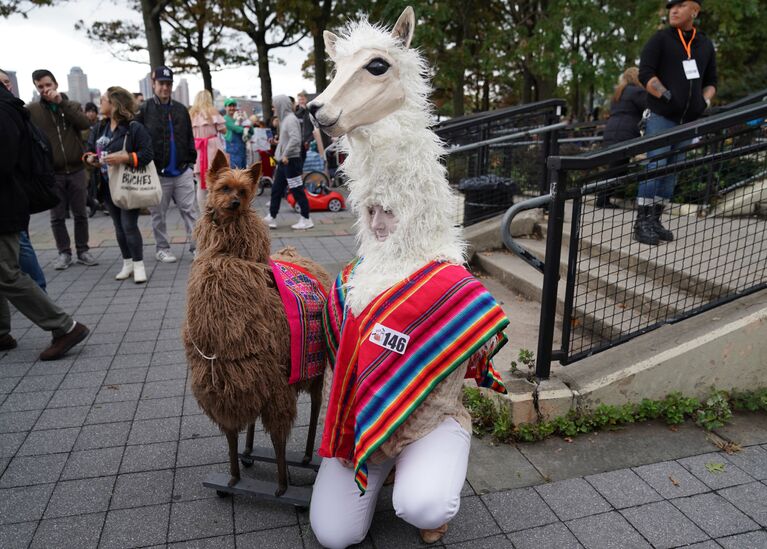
[535,164,566,380]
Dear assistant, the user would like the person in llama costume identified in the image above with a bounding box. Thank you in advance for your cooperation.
[307,7,509,547]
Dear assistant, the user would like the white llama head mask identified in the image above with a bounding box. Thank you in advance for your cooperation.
[308,7,417,137]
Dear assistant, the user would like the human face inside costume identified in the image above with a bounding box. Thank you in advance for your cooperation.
[367,205,398,242]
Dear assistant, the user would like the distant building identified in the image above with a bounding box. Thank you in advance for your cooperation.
[139,73,153,100]
[215,95,263,119]
[89,88,101,104]
[67,66,90,104]
[4,70,19,98]
[172,78,190,106]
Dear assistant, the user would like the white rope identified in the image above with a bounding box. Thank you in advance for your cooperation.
[192,340,218,387]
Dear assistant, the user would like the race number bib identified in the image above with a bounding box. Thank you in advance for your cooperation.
[369,323,410,355]
[683,59,700,80]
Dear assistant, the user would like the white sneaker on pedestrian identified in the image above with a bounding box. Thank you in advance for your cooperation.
[53,253,73,270]
[133,261,147,284]
[263,214,277,229]
[155,249,177,263]
[115,259,133,280]
[291,217,314,230]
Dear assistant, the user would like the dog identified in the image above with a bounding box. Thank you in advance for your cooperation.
[182,150,330,495]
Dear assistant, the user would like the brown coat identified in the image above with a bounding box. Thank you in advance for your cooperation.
[27,99,90,174]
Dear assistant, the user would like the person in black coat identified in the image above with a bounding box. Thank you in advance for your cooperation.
[598,67,648,208]
[0,85,89,360]
[85,87,154,284]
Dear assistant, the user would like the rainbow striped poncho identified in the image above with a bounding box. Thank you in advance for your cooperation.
[320,259,509,493]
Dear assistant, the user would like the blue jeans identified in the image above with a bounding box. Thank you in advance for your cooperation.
[19,231,46,292]
[226,138,246,169]
[637,113,686,203]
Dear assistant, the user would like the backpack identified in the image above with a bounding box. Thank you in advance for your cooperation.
[23,119,60,214]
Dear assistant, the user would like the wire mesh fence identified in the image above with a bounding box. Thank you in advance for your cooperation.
[555,103,767,364]
[437,100,565,226]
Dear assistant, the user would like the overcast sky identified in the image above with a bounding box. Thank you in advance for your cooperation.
[2,0,316,103]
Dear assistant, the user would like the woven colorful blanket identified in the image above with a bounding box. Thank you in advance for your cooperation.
[320,260,509,493]
[269,260,328,384]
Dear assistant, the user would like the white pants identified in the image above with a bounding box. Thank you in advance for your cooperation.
[310,418,471,549]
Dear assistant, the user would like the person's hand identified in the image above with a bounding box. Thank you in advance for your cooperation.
[281,156,289,165]
[338,458,353,468]
[85,153,100,167]
[105,152,131,166]
[42,88,62,104]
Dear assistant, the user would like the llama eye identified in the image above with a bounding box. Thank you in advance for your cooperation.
[365,58,390,76]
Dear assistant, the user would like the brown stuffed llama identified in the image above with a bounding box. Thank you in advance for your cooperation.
[182,150,330,495]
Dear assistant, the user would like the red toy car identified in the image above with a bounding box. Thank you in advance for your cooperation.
[286,172,346,213]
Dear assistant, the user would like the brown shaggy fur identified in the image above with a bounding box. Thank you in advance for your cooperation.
[182,150,330,495]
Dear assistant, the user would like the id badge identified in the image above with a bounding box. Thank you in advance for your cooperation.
[683,59,700,80]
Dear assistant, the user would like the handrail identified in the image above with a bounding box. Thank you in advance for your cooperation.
[446,122,568,155]
[550,101,767,171]
[433,99,566,134]
[500,194,552,273]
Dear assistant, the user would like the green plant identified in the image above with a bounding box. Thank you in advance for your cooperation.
[510,349,536,380]
[696,390,733,430]
[731,389,767,412]
[660,393,701,426]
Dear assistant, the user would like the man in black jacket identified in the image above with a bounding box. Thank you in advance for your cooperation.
[0,85,89,360]
[136,66,197,263]
[635,0,717,245]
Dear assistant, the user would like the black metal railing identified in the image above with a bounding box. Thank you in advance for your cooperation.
[437,99,565,225]
[503,100,767,379]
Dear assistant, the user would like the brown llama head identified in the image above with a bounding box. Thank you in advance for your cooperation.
[205,150,262,219]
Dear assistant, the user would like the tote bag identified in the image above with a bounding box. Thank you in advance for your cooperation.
[108,130,162,210]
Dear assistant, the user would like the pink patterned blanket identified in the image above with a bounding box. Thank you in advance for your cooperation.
[269,260,328,384]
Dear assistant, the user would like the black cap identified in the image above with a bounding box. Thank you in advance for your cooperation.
[666,0,701,8]
[152,66,173,82]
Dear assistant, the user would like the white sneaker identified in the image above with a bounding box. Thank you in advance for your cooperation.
[155,249,177,263]
[133,261,147,284]
[263,214,277,229]
[291,217,314,230]
[115,259,133,280]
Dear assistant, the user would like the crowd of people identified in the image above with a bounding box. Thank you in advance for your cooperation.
[0,63,336,361]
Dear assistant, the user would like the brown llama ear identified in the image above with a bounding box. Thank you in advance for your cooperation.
[391,6,415,48]
[248,162,262,187]
[324,31,338,60]
[208,150,230,180]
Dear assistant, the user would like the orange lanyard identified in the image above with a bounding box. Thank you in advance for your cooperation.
[677,27,696,59]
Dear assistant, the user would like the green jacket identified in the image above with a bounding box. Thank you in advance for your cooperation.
[27,99,91,174]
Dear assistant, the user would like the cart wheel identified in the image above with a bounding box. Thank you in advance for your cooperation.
[294,203,302,213]
[303,171,329,194]
[216,490,230,498]
[257,176,270,196]
[328,198,343,212]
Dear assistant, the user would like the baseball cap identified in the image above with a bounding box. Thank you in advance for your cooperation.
[224,98,238,107]
[666,0,701,8]
[152,66,174,82]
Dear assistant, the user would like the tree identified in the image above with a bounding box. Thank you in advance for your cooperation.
[79,0,251,93]
[0,0,57,18]
[225,0,308,117]
[279,0,335,93]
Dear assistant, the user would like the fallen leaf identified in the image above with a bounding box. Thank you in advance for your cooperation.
[705,462,726,474]
[564,437,574,443]
[706,433,742,454]
[669,425,679,432]
[669,475,680,487]
[106,384,120,391]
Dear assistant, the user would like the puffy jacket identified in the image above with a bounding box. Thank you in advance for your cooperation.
[27,98,90,174]
[273,95,302,160]
[135,96,195,174]
[0,86,32,234]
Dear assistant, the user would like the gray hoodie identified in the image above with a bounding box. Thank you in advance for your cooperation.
[273,95,302,160]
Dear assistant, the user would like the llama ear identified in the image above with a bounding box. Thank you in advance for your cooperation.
[324,31,338,59]
[248,161,262,187]
[208,149,229,182]
[391,6,415,48]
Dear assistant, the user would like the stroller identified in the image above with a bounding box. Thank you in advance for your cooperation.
[255,150,277,196]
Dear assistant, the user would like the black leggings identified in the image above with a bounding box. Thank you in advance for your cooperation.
[104,184,143,261]
[270,157,309,218]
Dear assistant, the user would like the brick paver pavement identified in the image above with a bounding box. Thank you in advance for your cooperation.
[1,205,766,548]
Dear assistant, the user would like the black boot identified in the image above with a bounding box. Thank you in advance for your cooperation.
[634,205,659,245]
[649,204,674,241]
